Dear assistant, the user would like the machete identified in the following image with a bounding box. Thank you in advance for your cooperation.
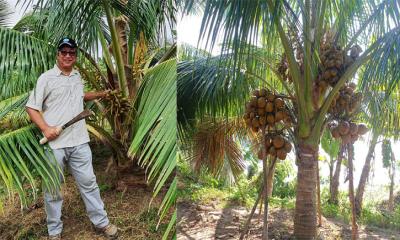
[39,109,93,144]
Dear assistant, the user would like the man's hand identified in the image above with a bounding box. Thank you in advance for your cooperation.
[84,90,111,101]
[42,126,61,141]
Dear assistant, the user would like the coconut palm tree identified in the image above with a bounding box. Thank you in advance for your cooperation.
[0,0,176,238]
[182,0,400,238]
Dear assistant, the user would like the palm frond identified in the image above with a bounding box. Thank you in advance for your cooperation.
[128,59,176,235]
[111,0,175,46]
[0,27,54,100]
[0,125,62,208]
[361,26,400,95]
[0,0,12,27]
[185,118,246,181]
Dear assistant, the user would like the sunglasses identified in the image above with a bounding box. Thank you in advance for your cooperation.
[59,50,77,57]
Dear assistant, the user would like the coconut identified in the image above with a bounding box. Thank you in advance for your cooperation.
[272,135,285,149]
[265,102,274,112]
[266,92,275,101]
[357,124,368,135]
[348,82,356,90]
[259,89,268,97]
[350,134,358,142]
[252,118,260,128]
[274,98,285,109]
[277,149,287,160]
[252,126,259,132]
[338,121,350,135]
[259,116,267,126]
[253,90,260,97]
[341,134,351,144]
[257,97,266,108]
[275,111,285,122]
[266,114,275,125]
[331,127,341,139]
[269,146,277,157]
[284,142,292,153]
[349,122,358,135]
[265,136,272,148]
[257,108,265,116]
[250,96,258,107]
[249,112,255,119]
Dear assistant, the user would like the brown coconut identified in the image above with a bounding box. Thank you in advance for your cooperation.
[284,142,292,153]
[266,92,275,102]
[265,102,274,112]
[250,96,258,107]
[259,88,268,97]
[350,134,358,142]
[331,127,341,139]
[269,146,277,157]
[274,98,285,109]
[259,116,267,126]
[338,121,350,135]
[266,114,275,125]
[349,122,358,135]
[277,149,287,160]
[341,134,351,144]
[357,124,368,135]
[257,108,265,116]
[257,97,266,108]
[265,136,272,148]
[272,136,285,149]
[253,90,260,97]
[252,126,259,132]
[251,118,260,128]
[275,111,285,122]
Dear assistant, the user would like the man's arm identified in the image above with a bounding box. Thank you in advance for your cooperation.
[84,90,110,101]
[26,107,60,141]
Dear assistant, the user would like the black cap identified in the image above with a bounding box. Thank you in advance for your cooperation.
[57,37,77,50]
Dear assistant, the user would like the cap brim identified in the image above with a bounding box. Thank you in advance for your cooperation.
[58,43,76,49]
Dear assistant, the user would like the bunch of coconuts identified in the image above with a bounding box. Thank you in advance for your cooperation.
[258,134,292,160]
[104,90,131,117]
[316,32,362,90]
[244,89,292,132]
[329,82,362,116]
[329,121,369,144]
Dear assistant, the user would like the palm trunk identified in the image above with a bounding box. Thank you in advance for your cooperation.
[347,143,358,240]
[388,150,396,211]
[317,159,322,227]
[261,128,269,240]
[294,143,318,239]
[355,132,378,217]
[330,144,344,204]
[267,159,277,197]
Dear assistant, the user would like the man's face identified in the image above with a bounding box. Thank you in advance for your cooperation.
[57,46,77,69]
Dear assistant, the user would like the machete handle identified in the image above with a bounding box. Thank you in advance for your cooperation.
[39,126,63,145]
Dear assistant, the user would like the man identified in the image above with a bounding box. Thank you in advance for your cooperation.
[26,37,117,240]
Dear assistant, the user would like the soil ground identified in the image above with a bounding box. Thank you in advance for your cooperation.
[0,143,170,240]
[177,200,400,240]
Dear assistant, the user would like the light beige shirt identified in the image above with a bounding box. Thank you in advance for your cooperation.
[26,65,90,149]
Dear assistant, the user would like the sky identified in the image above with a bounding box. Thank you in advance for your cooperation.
[5,1,399,199]
[177,14,400,197]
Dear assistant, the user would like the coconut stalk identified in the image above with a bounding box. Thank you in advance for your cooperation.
[261,127,269,240]
[103,0,129,98]
[239,182,264,240]
[347,143,358,240]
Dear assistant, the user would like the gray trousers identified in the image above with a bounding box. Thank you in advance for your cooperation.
[44,143,109,236]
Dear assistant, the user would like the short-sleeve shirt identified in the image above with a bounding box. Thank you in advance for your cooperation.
[26,64,90,149]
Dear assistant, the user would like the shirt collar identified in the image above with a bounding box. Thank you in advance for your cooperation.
[53,64,79,76]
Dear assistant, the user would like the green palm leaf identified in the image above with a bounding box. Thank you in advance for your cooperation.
[0,0,11,27]
[0,125,62,208]
[128,58,176,237]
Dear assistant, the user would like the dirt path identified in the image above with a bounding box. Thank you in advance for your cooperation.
[177,201,400,240]
[0,144,169,240]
